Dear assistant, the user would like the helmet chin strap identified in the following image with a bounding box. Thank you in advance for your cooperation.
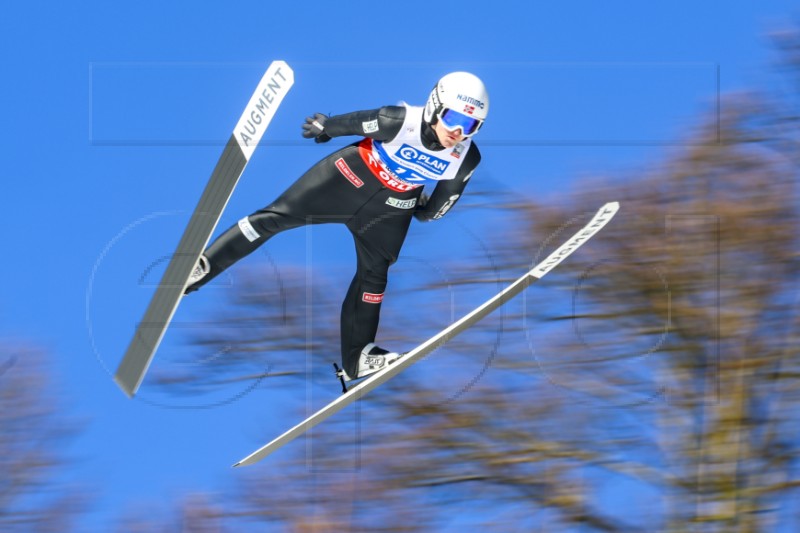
[420,118,444,151]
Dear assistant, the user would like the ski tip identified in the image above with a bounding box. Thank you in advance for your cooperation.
[232,461,242,468]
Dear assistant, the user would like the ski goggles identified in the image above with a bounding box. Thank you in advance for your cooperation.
[437,108,483,137]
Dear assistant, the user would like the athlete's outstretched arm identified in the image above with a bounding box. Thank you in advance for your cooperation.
[414,144,481,222]
[302,106,406,143]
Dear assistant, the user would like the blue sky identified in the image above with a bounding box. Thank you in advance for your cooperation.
[1,1,797,529]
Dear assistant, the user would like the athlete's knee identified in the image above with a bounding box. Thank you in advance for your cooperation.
[357,262,390,291]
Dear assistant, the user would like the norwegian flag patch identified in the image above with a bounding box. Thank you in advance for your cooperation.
[463,104,475,115]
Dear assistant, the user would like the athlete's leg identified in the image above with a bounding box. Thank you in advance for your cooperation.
[340,241,393,378]
[185,212,305,292]
[186,146,372,292]
[340,194,418,377]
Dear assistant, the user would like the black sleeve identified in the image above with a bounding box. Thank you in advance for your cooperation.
[322,106,406,142]
[415,143,481,222]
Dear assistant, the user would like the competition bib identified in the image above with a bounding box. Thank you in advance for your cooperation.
[372,105,470,184]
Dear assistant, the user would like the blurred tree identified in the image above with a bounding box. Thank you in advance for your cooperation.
[0,344,89,532]
[155,27,800,533]
[115,493,228,533]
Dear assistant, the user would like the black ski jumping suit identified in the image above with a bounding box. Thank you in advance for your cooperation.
[187,104,481,378]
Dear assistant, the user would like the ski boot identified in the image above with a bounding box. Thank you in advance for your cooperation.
[334,343,403,392]
[184,255,210,294]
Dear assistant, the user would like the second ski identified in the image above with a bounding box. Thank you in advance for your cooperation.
[233,201,620,467]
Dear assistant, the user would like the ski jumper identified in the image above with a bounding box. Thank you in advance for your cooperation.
[187,104,481,378]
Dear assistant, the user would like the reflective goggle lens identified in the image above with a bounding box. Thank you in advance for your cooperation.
[438,108,483,136]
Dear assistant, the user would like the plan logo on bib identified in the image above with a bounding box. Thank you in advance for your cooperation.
[397,144,449,176]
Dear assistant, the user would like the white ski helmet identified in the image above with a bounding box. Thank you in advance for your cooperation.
[423,71,489,137]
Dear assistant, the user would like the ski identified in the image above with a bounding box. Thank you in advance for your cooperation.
[114,61,294,398]
[233,201,619,467]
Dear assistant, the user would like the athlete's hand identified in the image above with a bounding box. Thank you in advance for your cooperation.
[413,193,431,222]
[302,113,331,143]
